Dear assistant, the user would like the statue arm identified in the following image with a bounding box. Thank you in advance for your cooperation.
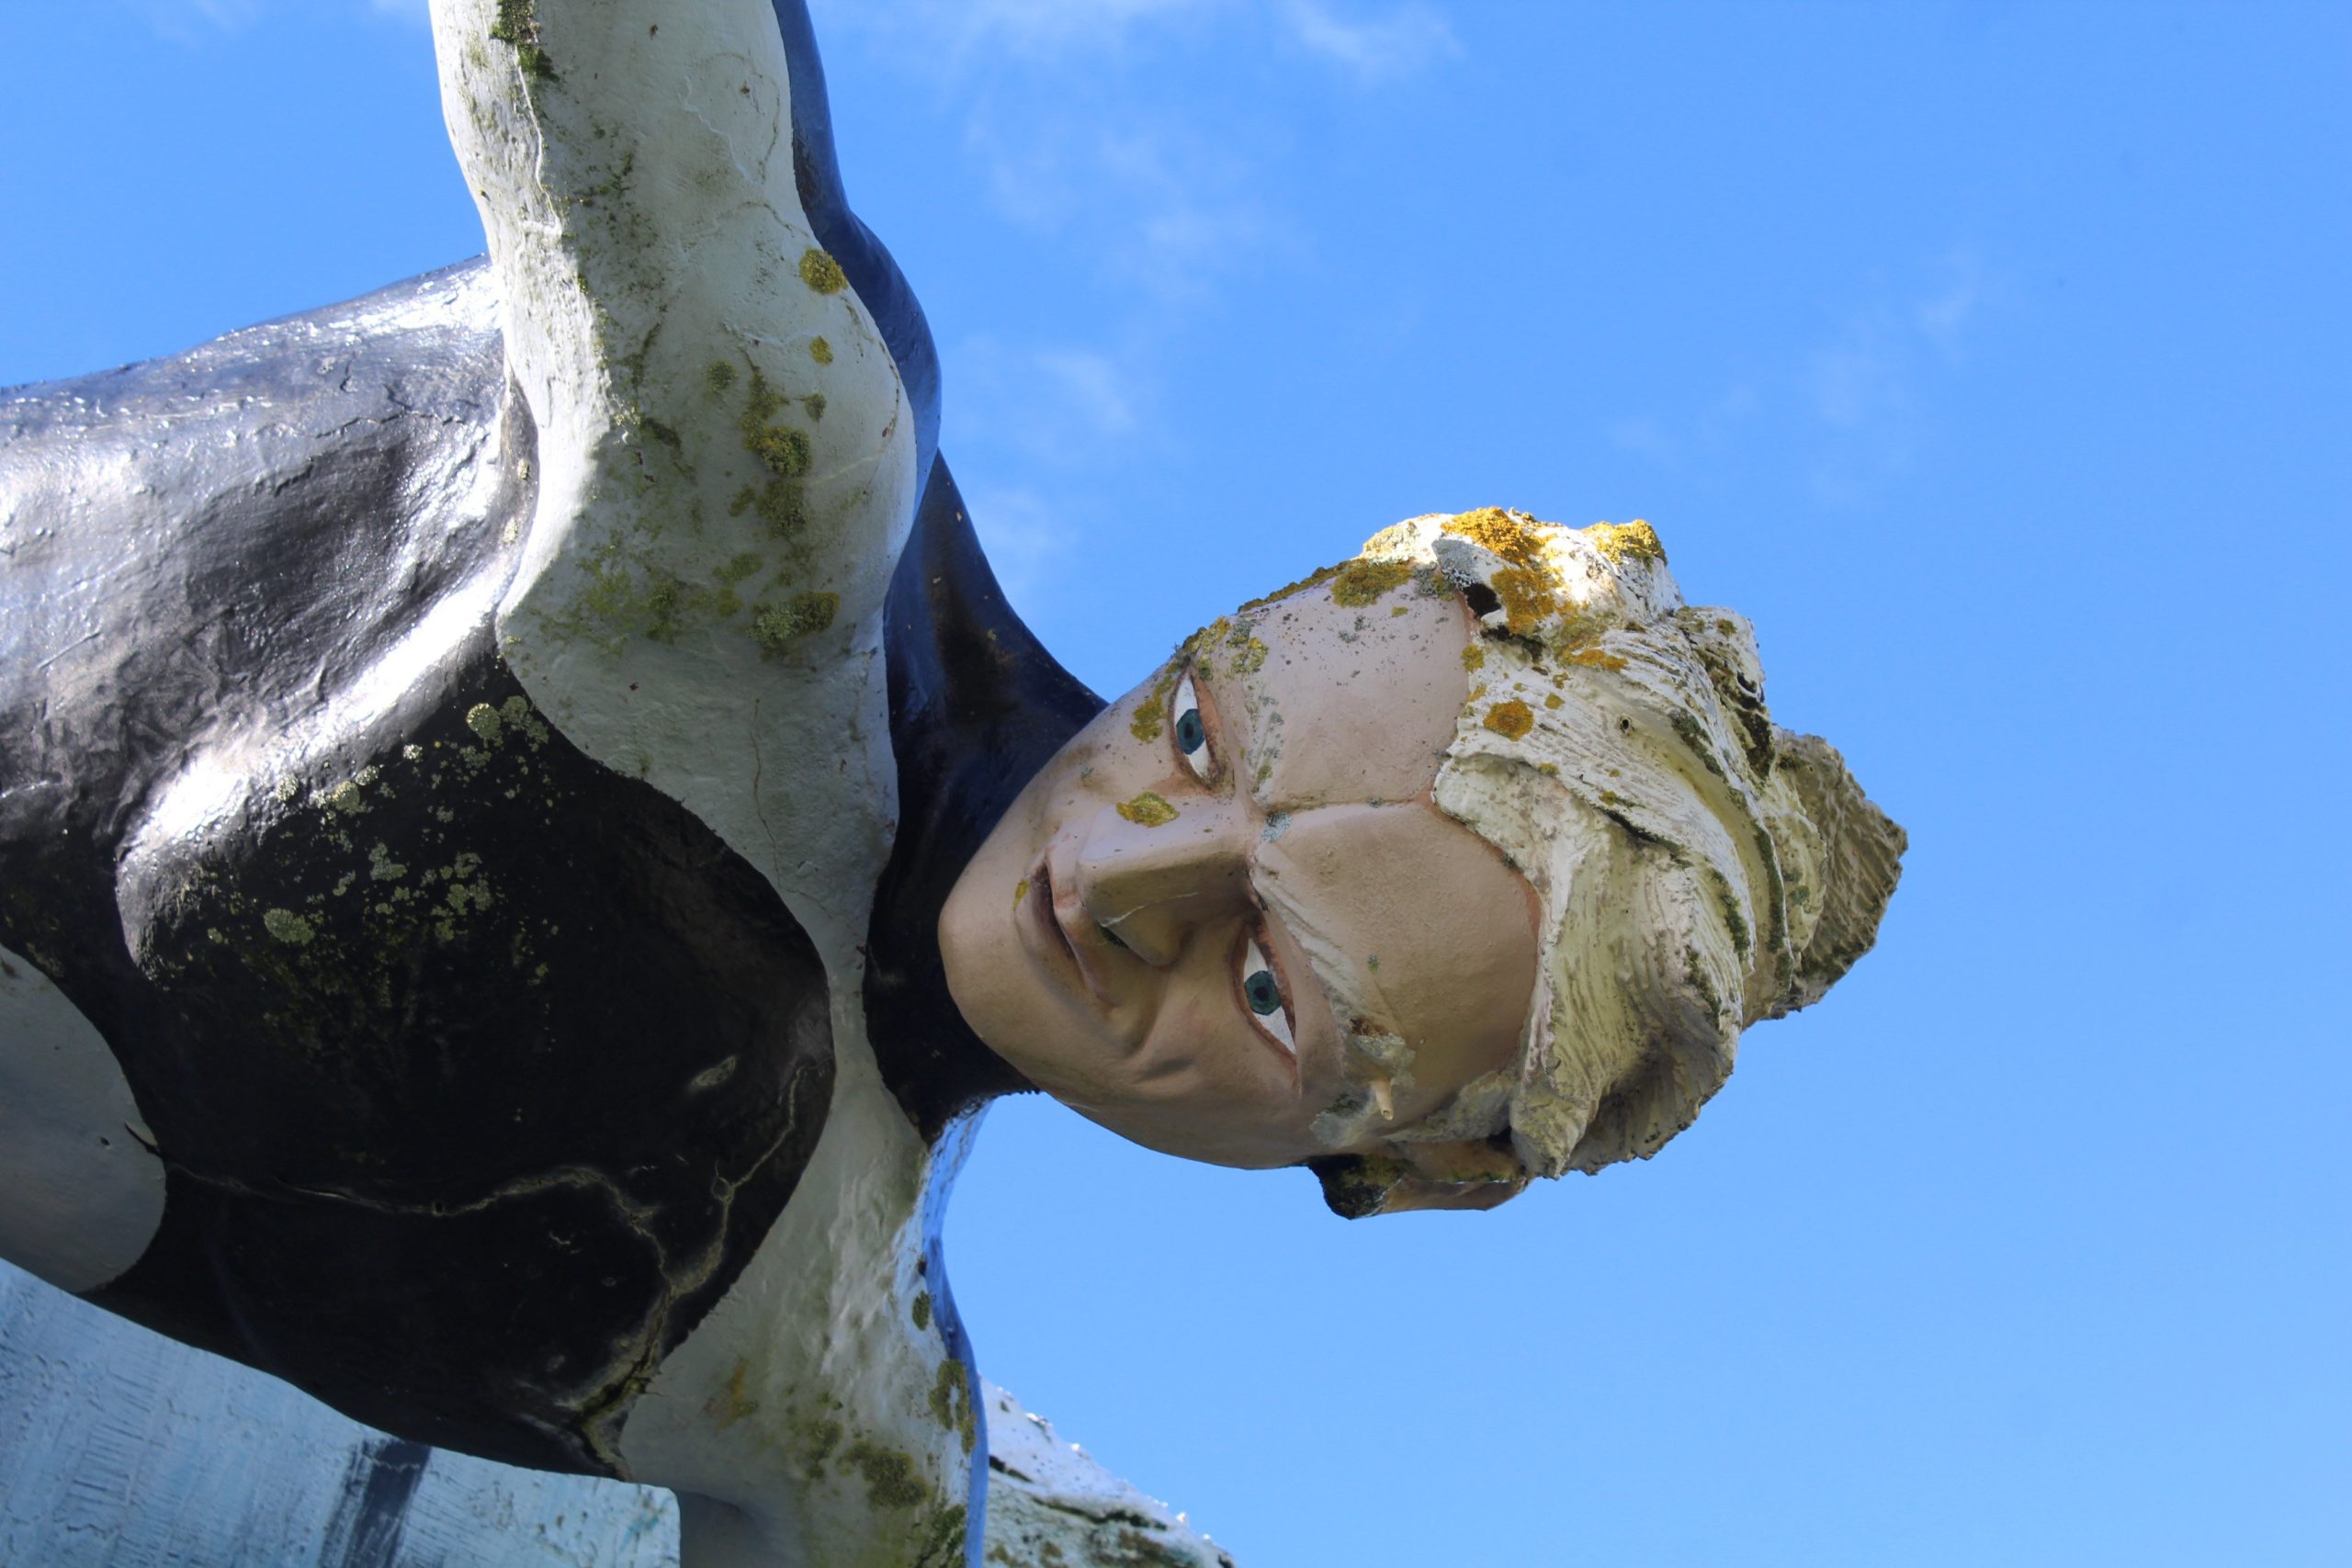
[429,0,916,952]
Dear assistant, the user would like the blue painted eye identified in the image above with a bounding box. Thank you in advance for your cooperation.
[1238,935,1295,1055]
[1244,969,1282,1015]
[1172,672,1213,781]
[1175,708,1205,754]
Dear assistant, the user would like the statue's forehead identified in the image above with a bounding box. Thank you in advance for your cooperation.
[1196,577,1471,810]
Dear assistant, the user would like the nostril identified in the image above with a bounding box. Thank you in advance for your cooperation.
[1097,923,1131,953]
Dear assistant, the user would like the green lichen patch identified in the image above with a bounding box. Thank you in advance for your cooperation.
[705,360,737,395]
[928,1359,978,1454]
[751,592,840,656]
[729,479,807,539]
[465,702,504,744]
[795,1412,846,1483]
[803,392,826,422]
[262,908,314,946]
[739,366,813,477]
[1238,560,1344,613]
[488,0,554,78]
[914,1504,969,1568]
[1117,792,1179,828]
[842,1439,928,1510]
[715,551,764,586]
[1329,558,1413,607]
[911,1291,933,1331]
[808,337,833,365]
[798,248,849,294]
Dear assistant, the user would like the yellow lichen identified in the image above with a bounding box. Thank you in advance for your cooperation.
[1584,519,1666,565]
[1484,700,1535,739]
[1117,792,1179,827]
[1461,645,1487,671]
[1443,506,1547,566]
[798,248,848,295]
[808,336,833,365]
[1491,564,1562,633]
[1226,621,1271,676]
[1329,558,1413,608]
[1012,878,1029,908]
[1544,693,1565,708]
[1566,645,1629,672]
[1129,692,1166,742]
[1238,560,1344,613]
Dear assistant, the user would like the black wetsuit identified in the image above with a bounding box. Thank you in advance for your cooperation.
[0,0,1098,1478]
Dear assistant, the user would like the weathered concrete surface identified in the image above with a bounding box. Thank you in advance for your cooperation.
[2,1263,1239,1568]
[0,1260,682,1567]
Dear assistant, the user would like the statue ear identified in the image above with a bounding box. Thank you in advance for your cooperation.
[1306,1142,1530,1219]
[1771,729,1906,1009]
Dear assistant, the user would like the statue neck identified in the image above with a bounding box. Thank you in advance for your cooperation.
[865,457,1104,1139]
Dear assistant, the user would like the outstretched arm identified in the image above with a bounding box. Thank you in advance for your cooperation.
[430,0,916,953]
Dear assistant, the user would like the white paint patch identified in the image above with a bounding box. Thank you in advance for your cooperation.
[0,944,164,1294]
[980,1382,1236,1568]
[616,985,973,1564]
[432,0,917,958]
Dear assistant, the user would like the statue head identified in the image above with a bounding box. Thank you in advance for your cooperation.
[939,509,1905,1215]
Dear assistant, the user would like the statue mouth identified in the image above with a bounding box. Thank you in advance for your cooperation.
[1028,852,1115,1019]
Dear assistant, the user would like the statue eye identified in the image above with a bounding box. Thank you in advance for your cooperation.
[1238,934,1295,1055]
[1171,671,1214,781]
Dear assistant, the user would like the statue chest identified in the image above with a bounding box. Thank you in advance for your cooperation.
[32,647,840,1475]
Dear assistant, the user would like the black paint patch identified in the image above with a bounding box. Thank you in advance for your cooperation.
[317,1437,430,1568]
[3,267,832,1475]
[866,457,1102,1139]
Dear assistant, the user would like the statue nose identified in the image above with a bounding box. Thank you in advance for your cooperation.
[1073,796,1254,967]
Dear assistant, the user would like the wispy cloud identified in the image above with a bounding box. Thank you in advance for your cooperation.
[1603,246,1999,508]
[1804,247,1996,503]
[1283,0,1460,85]
[962,481,1076,618]
[956,338,1151,467]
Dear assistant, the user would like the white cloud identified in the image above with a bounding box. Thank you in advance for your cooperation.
[962,481,1076,615]
[956,338,1153,468]
[1282,0,1460,85]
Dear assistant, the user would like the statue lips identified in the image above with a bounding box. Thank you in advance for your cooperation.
[1024,849,1120,1021]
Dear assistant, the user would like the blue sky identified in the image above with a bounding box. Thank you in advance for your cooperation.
[6,3,2349,1563]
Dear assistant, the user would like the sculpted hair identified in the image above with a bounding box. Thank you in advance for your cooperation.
[1303,509,1905,1215]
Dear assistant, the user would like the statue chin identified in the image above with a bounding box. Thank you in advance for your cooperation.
[940,567,1540,1174]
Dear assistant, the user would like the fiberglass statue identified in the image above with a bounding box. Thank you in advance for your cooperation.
[0,3,1904,1565]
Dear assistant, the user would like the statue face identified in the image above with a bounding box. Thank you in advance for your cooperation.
[941,578,1540,1168]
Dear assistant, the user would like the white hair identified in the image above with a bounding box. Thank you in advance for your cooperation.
[1307,509,1905,1213]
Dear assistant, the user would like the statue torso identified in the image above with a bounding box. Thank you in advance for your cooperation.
[0,264,835,1472]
